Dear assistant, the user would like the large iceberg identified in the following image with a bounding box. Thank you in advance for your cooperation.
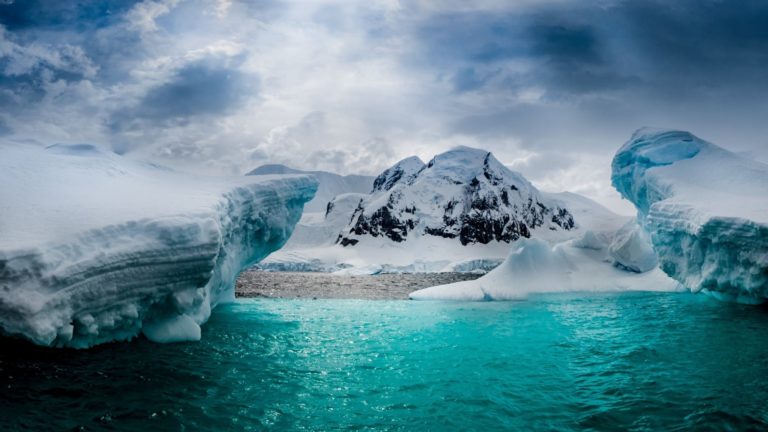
[0,143,316,347]
[612,129,768,303]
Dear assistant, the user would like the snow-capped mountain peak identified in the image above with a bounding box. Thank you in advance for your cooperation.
[338,146,575,246]
[372,156,425,192]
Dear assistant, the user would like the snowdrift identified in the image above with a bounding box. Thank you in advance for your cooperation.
[612,129,768,303]
[0,144,317,347]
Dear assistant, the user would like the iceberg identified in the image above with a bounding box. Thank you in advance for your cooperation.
[612,129,768,303]
[0,143,317,347]
[608,220,658,273]
[410,234,680,301]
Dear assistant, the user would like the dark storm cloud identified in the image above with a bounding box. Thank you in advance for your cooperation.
[612,0,768,96]
[0,73,46,106]
[110,60,256,131]
[524,20,642,96]
[414,0,768,99]
[399,0,768,169]
[0,0,766,207]
[0,0,133,30]
[451,67,496,92]
[0,22,98,116]
[411,11,526,69]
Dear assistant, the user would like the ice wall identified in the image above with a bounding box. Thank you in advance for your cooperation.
[611,129,768,303]
[0,144,317,347]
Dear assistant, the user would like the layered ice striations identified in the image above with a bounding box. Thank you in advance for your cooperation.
[0,144,317,347]
[611,129,768,303]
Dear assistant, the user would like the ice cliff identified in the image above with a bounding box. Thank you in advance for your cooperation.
[611,129,768,303]
[0,144,317,347]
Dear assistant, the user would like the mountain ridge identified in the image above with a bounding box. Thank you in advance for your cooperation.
[337,146,576,246]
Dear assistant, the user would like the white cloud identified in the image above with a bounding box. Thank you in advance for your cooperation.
[124,0,180,34]
[2,0,766,214]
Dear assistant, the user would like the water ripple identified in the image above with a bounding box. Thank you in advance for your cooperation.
[1,292,768,431]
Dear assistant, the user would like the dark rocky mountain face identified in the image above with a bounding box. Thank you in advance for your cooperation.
[371,156,425,193]
[335,147,575,246]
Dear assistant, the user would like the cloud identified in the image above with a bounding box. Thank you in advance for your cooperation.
[246,112,397,175]
[0,0,131,30]
[1,0,767,212]
[110,60,254,132]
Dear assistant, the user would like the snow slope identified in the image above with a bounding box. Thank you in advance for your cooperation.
[0,144,317,347]
[246,164,373,213]
[611,129,768,303]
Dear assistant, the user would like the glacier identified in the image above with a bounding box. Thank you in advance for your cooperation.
[0,143,317,347]
[612,129,768,303]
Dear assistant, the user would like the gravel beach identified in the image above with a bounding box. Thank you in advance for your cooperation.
[235,271,482,300]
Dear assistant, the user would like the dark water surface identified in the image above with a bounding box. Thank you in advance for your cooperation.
[2,292,768,431]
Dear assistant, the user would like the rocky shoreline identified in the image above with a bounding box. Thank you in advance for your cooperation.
[235,271,482,300]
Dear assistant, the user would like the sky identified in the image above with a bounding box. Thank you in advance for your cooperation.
[1,0,767,214]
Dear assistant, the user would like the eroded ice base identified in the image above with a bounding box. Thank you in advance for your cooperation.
[611,129,768,302]
[0,144,316,347]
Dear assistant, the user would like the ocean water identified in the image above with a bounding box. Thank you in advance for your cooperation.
[2,292,768,431]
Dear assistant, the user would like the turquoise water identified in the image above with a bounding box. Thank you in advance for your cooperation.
[2,292,768,431]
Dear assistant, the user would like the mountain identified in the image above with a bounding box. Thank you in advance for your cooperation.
[257,146,623,274]
[246,164,374,213]
[337,146,575,246]
[413,127,768,302]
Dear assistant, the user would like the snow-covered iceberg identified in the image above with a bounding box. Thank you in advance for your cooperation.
[612,129,768,303]
[410,232,680,301]
[0,143,317,347]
